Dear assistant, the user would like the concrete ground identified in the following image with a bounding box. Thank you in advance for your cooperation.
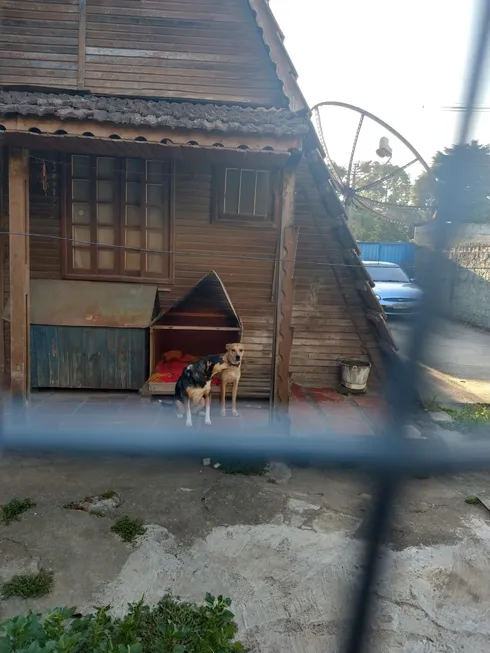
[3,385,387,437]
[389,317,490,406]
[1,391,490,651]
[1,451,490,652]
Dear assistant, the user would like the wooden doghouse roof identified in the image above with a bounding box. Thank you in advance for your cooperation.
[153,270,242,329]
[28,279,159,328]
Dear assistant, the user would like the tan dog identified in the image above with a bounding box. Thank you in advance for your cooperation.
[220,343,244,417]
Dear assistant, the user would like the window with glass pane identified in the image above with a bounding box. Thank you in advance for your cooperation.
[66,155,172,281]
[216,167,272,221]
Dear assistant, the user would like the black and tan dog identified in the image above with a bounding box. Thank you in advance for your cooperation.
[175,354,228,428]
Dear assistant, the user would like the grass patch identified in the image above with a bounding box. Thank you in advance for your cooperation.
[0,594,244,652]
[465,495,481,505]
[111,516,146,544]
[99,490,117,500]
[444,404,490,433]
[2,569,53,599]
[217,459,267,476]
[1,498,36,525]
[423,397,490,434]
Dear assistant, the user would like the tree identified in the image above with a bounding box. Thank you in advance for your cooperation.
[413,140,490,223]
[331,160,414,242]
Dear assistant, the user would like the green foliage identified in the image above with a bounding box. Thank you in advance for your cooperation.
[334,160,414,242]
[349,209,413,242]
[1,498,36,525]
[444,403,490,433]
[0,594,245,653]
[2,570,54,599]
[414,140,490,223]
[110,517,146,544]
[99,491,117,500]
[218,460,267,475]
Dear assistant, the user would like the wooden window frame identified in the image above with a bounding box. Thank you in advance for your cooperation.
[212,165,279,227]
[62,155,175,284]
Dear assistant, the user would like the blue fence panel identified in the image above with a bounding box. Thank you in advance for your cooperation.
[357,242,416,276]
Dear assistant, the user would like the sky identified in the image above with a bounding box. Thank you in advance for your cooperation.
[270,0,490,174]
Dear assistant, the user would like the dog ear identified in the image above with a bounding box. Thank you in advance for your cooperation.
[225,344,232,351]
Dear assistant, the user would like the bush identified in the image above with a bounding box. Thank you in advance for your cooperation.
[0,594,245,653]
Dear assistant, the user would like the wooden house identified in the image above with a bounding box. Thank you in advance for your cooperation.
[0,0,395,407]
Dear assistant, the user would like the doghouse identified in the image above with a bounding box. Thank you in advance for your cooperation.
[148,270,243,395]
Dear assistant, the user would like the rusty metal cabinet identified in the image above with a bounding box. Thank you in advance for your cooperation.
[29,279,158,391]
[30,325,148,390]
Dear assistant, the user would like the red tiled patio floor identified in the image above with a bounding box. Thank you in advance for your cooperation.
[290,384,387,436]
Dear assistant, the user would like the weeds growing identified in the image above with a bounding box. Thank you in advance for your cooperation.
[1,498,36,525]
[2,569,54,599]
[110,516,146,544]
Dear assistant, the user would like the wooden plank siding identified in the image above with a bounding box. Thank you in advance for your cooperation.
[290,162,384,389]
[0,0,288,107]
[0,0,79,89]
[27,155,277,396]
[2,149,386,395]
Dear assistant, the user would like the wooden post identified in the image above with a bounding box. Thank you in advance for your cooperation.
[272,166,298,421]
[0,149,5,377]
[8,148,30,399]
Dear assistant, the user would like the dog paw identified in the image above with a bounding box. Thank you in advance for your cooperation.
[220,409,226,417]
[204,418,212,426]
[177,413,183,420]
[232,410,240,417]
[185,421,192,428]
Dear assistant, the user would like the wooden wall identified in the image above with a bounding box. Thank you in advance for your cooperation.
[27,153,277,397]
[2,149,384,395]
[0,0,79,89]
[0,0,287,107]
[291,162,383,388]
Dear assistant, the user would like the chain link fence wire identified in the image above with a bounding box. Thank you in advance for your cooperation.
[2,2,490,652]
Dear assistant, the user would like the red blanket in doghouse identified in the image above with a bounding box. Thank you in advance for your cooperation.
[149,350,221,385]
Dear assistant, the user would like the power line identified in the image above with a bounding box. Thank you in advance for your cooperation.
[1,229,489,272]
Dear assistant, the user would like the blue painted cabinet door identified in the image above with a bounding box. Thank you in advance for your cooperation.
[31,326,147,390]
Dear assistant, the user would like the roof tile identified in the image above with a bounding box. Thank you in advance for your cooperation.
[0,91,309,136]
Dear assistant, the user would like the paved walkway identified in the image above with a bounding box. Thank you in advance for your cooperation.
[3,386,385,438]
[390,318,490,406]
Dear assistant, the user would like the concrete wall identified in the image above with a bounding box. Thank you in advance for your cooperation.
[414,223,490,329]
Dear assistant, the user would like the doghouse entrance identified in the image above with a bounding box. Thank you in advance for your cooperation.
[148,271,242,395]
